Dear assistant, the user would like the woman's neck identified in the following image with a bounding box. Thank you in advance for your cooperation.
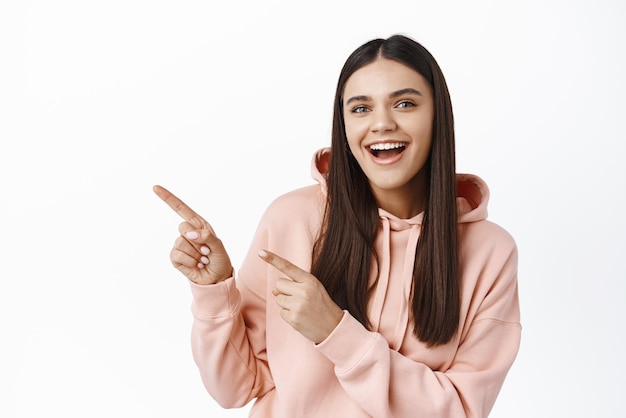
[371,173,428,219]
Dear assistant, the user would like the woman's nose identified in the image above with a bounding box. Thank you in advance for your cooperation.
[370,108,396,133]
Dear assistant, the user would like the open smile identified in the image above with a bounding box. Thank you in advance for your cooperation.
[369,142,407,159]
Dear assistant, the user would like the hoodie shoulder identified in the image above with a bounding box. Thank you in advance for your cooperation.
[270,184,324,212]
[259,184,325,237]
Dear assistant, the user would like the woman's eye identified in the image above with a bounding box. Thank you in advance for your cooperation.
[396,101,416,109]
[351,105,369,113]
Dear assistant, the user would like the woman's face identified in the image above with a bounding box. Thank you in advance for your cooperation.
[343,58,434,215]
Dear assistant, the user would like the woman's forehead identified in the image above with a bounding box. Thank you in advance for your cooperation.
[343,59,431,99]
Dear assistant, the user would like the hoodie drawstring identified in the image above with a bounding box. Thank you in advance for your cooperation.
[391,223,420,350]
[368,211,422,351]
[368,217,391,333]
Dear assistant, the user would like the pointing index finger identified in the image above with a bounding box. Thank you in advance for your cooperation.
[258,250,307,283]
[153,185,204,224]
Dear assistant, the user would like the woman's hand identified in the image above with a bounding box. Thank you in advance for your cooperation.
[259,250,344,344]
[153,185,233,285]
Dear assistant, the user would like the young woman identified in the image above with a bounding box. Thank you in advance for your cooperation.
[154,34,521,417]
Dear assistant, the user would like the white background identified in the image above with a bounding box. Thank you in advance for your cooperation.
[1,0,625,417]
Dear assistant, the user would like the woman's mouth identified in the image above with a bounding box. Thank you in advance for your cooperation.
[369,142,406,159]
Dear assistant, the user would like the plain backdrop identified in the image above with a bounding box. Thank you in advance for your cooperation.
[1,0,625,417]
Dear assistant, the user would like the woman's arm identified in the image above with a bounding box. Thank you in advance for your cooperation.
[154,185,275,407]
[189,277,274,408]
[315,234,521,418]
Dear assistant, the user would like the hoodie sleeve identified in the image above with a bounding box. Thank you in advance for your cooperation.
[315,224,521,418]
[188,271,274,408]
[187,185,323,409]
[188,213,277,408]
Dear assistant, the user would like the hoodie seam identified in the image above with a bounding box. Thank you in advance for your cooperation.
[335,333,380,376]
[472,317,521,327]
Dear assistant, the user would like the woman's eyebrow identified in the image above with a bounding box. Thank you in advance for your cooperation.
[345,88,423,106]
[345,95,371,105]
[390,88,423,98]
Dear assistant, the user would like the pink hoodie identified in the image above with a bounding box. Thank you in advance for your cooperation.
[188,148,521,417]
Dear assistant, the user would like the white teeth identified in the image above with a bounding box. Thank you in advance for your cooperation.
[369,142,405,151]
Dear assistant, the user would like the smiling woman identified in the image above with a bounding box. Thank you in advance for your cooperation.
[155,34,520,418]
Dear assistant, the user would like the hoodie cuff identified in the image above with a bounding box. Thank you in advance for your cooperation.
[315,311,379,374]
[189,276,240,319]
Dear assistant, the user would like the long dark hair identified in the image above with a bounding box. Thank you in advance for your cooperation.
[311,35,459,347]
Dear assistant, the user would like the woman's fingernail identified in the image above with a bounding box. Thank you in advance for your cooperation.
[197,262,204,269]
[200,246,210,255]
[258,250,268,258]
[186,231,199,240]
[200,256,210,264]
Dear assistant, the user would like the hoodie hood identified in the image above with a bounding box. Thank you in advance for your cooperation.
[311,147,490,224]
